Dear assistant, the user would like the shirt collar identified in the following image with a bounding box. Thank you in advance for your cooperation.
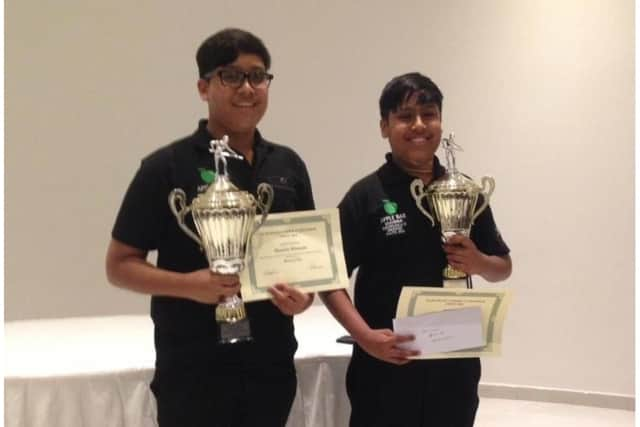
[378,152,446,185]
[192,119,269,157]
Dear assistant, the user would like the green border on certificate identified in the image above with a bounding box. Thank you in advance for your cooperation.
[407,290,504,353]
[240,208,349,302]
[397,287,512,358]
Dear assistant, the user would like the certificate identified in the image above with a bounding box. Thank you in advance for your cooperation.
[393,306,485,355]
[239,208,349,302]
[395,286,512,359]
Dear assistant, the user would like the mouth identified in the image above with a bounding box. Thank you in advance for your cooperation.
[232,102,257,108]
[407,136,431,145]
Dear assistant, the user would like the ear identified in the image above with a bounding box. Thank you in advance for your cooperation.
[380,118,389,138]
[197,79,209,101]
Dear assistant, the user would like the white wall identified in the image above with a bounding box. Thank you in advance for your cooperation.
[6,0,634,397]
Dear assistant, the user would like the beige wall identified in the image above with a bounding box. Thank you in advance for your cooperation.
[6,0,634,397]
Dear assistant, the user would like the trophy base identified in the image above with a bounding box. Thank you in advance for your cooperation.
[218,318,253,344]
[215,295,252,344]
[443,264,467,280]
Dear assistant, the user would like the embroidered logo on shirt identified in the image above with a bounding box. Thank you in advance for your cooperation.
[380,199,407,236]
[199,168,216,184]
[197,168,216,193]
[382,199,398,215]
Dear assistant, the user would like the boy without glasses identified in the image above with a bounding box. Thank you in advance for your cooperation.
[321,72,512,427]
[106,28,315,427]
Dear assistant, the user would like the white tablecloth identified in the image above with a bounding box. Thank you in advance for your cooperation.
[5,305,352,427]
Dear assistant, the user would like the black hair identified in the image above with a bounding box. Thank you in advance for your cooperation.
[379,72,443,119]
[196,28,271,78]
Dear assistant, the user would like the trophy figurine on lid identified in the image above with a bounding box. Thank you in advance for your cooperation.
[410,133,495,287]
[168,135,274,344]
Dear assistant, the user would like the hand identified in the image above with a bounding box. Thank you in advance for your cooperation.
[268,283,314,316]
[443,234,487,276]
[355,328,419,365]
[185,269,240,304]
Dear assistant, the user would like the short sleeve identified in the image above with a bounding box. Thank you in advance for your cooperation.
[111,156,172,251]
[338,188,367,276]
[295,156,315,211]
[470,199,510,256]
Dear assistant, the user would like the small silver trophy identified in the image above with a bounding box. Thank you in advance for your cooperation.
[410,133,495,284]
[168,135,274,344]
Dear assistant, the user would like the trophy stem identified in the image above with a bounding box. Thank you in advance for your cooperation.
[215,295,252,344]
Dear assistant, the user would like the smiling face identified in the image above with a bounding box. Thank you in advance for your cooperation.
[197,53,269,137]
[380,93,442,174]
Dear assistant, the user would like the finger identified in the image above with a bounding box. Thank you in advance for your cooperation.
[445,234,464,245]
[389,343,418,356]
[403,349,421,357]
[447,254,465,264]
[268,287,296,308]
[388,356,412,365]
[447,258,462,268]
[268,286,287,300]
[222,281,240,288]
[391,348,420,359]
[455,237,476,250]
[393,334,415,343]
[446,235,474,250]
[459,238,476,249]
[270,297,296,315]
[273,283,306,300]
[443,244,464,256]
[227,276,241,285]
[451,262,469,274]
[210,271,234,278]
[275,284,310,307]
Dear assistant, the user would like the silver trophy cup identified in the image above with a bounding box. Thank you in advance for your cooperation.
[410,133,495,281]
[168,136,273,344]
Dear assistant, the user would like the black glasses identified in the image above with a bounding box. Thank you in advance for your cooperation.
[205,68,274,89]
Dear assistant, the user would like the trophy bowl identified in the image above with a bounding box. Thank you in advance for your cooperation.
[168,136,273,343]
[410,133,495,282]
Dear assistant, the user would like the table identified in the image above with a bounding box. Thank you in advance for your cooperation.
[5,305,352,427]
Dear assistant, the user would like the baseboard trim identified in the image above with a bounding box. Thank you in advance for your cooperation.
[479,383,635,411]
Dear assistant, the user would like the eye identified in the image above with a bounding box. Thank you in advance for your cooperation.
[248,70,265,84]
[421,107,440,118]
[396,113,413,122]
[220,69,243,84]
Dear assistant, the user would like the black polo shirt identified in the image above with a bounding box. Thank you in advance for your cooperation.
[112,120,315,367]
[339,153,509,331]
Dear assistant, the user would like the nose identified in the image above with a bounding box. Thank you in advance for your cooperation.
[237,77,255,92]
[411,115,426,130]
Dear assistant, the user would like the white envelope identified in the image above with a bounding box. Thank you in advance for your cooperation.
[392,306,485,355]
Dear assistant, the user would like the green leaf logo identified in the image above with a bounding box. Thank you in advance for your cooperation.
[383,199,398,215]
[198,168,216,184]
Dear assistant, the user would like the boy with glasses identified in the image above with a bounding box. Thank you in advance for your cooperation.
[321,72,512,426]
[106,28,314,427]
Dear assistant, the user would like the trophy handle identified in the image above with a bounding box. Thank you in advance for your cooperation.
[409,179,435,226]
[168,189,203,247]
[252,183,274,234]
[472,176,495,223]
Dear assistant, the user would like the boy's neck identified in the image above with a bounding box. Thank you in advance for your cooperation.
[393,156,434,183]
